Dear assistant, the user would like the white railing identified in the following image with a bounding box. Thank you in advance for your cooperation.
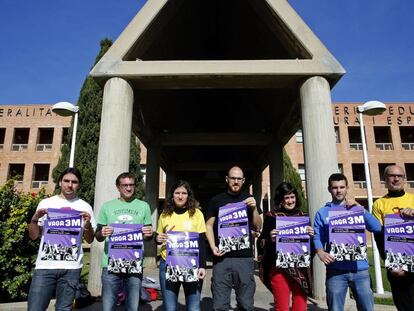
[36,144,53,152]
[402,143,414,150]
[353,181,367,189]
[11,144,28,151]
[0,144,3,150]
[376,143,393,150]
[350,143,363,150]
[31,181,48,189]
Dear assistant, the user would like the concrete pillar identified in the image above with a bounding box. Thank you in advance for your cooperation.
[144,143,161,267]
[300,76,338,300]
[268,143,284,207]
[252,171,263,213]
[88,77,134,295]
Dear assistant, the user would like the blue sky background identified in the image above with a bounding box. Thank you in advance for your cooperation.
[1,0,413,105]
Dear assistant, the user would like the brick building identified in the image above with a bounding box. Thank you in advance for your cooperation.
[1,103,413,204]
[0,104,71,193]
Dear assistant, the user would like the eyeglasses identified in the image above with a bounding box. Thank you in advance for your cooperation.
[120,183,135,189]
[228,177,245,182]
[386,174,405,179]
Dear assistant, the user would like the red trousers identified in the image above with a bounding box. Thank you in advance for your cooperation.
[270,267,307,311]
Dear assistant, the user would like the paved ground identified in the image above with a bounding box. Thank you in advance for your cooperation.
[1,265,396,311]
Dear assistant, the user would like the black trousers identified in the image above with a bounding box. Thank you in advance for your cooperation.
[387,270,414,311]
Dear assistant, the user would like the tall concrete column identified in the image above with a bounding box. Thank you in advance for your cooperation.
[88,77,134,295]
[300,76,338,300]
[268,143,284,207]
[252,171,263,213]
[145,142,161,267]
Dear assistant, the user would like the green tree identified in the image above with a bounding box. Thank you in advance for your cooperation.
[283,148,307,212]
[0,180,46,302]
[53,39,144,204]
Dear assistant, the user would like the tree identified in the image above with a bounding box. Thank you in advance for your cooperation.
[283,148,307,212]
[53,39,144,204]
[0,180,46,302]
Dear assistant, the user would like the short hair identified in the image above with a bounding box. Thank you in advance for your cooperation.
[227,166,244,177]
[274,182,301,210]
[328,173,348,187]
[115,172,136,186]
[58,167,83,184]
[383,165,406,180]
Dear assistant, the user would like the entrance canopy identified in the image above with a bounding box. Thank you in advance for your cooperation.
[90,0,345,199]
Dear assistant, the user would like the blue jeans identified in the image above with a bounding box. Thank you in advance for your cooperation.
[326,269,374,311]
[101,268,142,311]
[28,268,80,311]
[159,259,202,311]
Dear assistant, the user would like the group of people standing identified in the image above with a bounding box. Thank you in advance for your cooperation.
[26,164,414,311]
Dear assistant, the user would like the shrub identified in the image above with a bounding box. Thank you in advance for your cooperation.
[0,180,46,302]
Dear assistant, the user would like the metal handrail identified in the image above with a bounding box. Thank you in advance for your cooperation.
[11,144,28,151]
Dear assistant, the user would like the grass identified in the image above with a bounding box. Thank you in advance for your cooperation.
[367,247,394,305]
[80,249,90,286]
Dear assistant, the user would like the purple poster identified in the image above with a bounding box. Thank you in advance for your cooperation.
[218,202,250,253]
[275,216,311,268]
[166,231,199,282]
[328,205,367,261]
[108,224,143,274]
[41,208,82,261]
[384,214,414,272]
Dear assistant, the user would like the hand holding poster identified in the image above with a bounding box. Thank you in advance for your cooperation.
[275,216,311,268]
[108,224,143,274]
[166,231,199,282]
[218,201,250,253]
[328,205,367,261]
[384,214,414,272]
[41,208,82,262]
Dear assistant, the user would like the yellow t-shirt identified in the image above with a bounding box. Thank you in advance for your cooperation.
[156,208,206,260]
[372,192,414,225]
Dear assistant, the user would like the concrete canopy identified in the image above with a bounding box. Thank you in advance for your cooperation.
[90,0,345,198]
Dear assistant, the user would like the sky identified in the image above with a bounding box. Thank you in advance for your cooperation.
[0,0,413,105]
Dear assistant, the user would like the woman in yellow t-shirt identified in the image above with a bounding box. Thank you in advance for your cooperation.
[155,180,206,311]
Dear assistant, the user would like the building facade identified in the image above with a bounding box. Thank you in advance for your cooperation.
[0,105,71,193]
[1,103,413,202]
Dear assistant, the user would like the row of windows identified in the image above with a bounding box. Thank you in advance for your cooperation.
[8,163,50,189]
[296,126,414,150]
[297,163,414,189]
[0,127,69,152]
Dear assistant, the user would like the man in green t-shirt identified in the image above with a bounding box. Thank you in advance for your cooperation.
[95,172,153,311]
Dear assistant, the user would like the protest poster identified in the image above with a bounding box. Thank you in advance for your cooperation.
[384,214,414,272]
[41,208,82,261]
[166,231,199,282]
[275,216,311,268]
[218,201,250,253]
[328,205,367,261]
[108,224,143,274]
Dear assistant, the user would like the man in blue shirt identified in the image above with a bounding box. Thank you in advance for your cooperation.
[313,173,381,311]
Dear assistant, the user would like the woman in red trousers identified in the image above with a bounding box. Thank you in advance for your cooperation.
[258,182,313,311]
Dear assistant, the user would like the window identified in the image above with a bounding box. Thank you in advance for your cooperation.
[298,164,306,181]
[8,164,25,181]
[374,126,393,150]
[295,129,303,144]
[36,128,54,152]
[378,163,395,187]
[140,165,147,183]
[334,127,340,143]
[405,163,414,188]
[400,127,414,150]
[0,128,5,150]
[348,127,363,150]
[12,128,30,151]
[338,163,343,174]
[32,164,50,188]
[62,127,69,145]
[352,164,366,188]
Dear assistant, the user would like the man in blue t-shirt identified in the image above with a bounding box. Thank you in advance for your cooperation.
[313,173,381,311]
